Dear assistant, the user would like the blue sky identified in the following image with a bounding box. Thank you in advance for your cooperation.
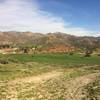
[0,0,100,36]
[37,0,100,32]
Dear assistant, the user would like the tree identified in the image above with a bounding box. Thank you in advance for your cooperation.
[71,37,98,57]
[81,38,97,57]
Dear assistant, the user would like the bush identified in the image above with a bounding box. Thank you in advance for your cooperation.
[97,54,100,56]
[69,52,74,55]
[0,59,8,64]
[84,54,91,57]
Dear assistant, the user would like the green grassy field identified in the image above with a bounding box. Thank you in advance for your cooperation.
[0,53,100,80]
[0,53,100,66]
[0,53,100,100]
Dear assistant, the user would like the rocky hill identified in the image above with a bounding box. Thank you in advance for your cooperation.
[0,31,100,49]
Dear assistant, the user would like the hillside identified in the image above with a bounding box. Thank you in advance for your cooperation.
[0,32,100,49]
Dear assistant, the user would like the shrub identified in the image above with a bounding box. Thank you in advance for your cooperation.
[0,59,8,64]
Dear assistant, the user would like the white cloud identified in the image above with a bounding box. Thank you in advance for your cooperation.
[0,0,99,36]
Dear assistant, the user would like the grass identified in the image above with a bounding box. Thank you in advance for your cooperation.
[0,53,100,81]
[0,53,100,99]
[0,54,100,80]
[0,53,100,66]
[83,76,100,100]
[0,62,60,81]
[17,66,100,100]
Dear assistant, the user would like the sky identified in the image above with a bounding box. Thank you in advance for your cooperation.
[0,0,100,36]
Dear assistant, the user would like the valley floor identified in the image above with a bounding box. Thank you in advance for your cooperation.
[0,63,100,100]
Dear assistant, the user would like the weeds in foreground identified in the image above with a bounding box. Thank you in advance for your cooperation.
[83,76,100,100]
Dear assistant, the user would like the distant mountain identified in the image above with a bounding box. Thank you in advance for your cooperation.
[0,31,100,49]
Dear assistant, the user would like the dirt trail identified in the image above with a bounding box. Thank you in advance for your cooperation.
[6,71,62,100]
[6,71,100,100]
[9,71,62,85]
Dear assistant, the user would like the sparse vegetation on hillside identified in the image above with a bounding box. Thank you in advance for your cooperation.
[0,32,100,53]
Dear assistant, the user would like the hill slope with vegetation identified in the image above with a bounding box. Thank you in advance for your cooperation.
[0,32,100,49]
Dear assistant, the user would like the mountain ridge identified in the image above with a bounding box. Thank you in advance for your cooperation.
[0,32,100,49]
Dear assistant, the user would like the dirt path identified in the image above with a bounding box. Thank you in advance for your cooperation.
[9,71,62,84]
[6,71,100,100]
[6,71,62,100]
